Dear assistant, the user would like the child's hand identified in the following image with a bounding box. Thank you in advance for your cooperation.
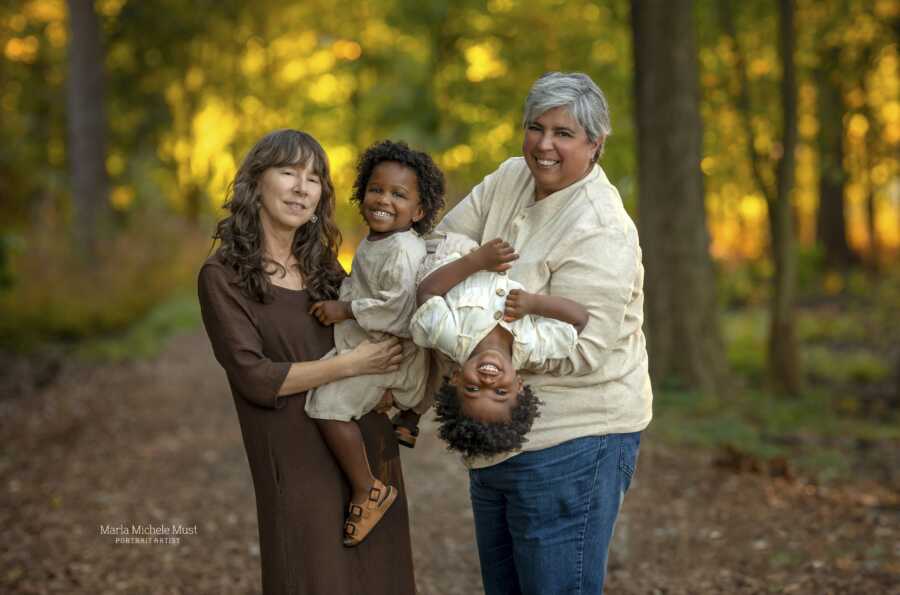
[309,300,351,325]
[503,289,534,322]
[471,238,518,272]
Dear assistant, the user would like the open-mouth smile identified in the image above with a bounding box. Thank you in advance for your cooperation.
[477,362,501,376]
[368,209,395,220]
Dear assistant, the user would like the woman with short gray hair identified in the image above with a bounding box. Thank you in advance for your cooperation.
[522,71,612,161]
[436,71,652,593]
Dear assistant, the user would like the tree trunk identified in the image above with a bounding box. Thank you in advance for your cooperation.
[769,0,802,395]
[631,0,731,395]
[721,0,803,395]
[814,48,856,269]
[865,184,879,270]
[860,96,881,271]
[66,0,109,254]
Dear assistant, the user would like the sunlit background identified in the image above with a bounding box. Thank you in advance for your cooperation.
[0,0,897,363]
[2,2,899,591]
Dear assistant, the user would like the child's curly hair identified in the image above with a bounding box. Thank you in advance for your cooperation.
[432,377,543,459]
[351,140,446,234]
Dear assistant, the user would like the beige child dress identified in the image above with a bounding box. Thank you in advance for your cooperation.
[306,230,429,421]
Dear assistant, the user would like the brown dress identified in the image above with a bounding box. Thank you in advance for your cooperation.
[197,253,416,595]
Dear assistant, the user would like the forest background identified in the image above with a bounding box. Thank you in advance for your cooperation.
[0,0,898,586]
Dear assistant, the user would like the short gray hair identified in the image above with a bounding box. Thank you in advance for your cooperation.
[522,72,611,160]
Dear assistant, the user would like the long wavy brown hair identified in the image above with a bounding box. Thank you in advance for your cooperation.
[214,129,345,303]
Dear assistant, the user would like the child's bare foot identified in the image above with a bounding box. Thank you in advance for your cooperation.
[391,410,421,448]
[343,479,397,547]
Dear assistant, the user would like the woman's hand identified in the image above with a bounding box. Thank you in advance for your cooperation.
[504,288,535,322]
[470,238,518,272]
[309,300,353,325]
[346,338,404,376]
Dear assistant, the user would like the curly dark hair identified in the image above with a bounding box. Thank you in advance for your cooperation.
[432,377,543,459]
[350,140,446,234]
[213,129,346,303]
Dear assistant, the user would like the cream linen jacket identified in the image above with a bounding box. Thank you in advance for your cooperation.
[437,157,653,468]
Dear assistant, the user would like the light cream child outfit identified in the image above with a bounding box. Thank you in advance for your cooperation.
[305,230,428,421]
[410,231,577,370]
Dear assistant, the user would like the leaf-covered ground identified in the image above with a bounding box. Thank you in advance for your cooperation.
[1,332,897,594]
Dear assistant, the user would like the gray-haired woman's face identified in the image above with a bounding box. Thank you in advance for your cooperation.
[522,106,600,200]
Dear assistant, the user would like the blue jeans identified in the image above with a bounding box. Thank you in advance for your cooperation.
[469,433,641,595]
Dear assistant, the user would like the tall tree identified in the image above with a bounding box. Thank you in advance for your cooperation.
[814,50,856,269]
[631,0,730,395]
[66,0,109,253]
[810,0,858,270]
[721,0,802,394]
[770,0,801,394]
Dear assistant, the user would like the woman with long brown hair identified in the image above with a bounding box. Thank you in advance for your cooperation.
[198,129,416,594]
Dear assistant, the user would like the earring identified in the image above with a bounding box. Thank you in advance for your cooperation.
[310,214,318,223]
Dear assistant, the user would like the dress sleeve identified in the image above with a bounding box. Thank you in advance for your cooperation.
[532,226,640,377]
[198,263,291,409]
[351,249,420,337]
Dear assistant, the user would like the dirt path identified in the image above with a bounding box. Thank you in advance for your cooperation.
[1,332,897,594]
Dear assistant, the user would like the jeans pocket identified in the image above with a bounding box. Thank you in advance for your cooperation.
[617,432,641,491]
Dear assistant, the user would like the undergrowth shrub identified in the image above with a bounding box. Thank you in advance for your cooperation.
[0,210,211,349]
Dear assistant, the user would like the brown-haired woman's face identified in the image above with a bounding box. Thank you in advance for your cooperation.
[257,160,322,233]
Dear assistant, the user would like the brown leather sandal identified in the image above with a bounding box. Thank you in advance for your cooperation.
[342,480,397,547]
[393,424,419,449]
[391,412,420,449]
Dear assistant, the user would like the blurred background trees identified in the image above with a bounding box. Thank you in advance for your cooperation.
[65,0,109,254]
[632,0,731,396]
[0,0,897,404]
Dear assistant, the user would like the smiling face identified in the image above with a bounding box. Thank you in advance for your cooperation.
[522,106,601,201]
[361,161,424,237]
[450,346,524,424]
[257,159,322,233]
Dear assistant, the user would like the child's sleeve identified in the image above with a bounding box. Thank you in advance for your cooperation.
[351,249,421,337]
[519,317,579,374]
[409,296,460,361]
[416,233,481,289]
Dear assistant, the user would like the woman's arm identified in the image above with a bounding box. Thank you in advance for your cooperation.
[435,161,511,242]
[535,226,641,377]
[199,263,403,406]
[276,338,403,395]
[504,290,589,334]
[416,239,517,306]
[199,263,290,408]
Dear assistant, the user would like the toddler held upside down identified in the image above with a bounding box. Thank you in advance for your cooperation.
[409,231,588,460]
